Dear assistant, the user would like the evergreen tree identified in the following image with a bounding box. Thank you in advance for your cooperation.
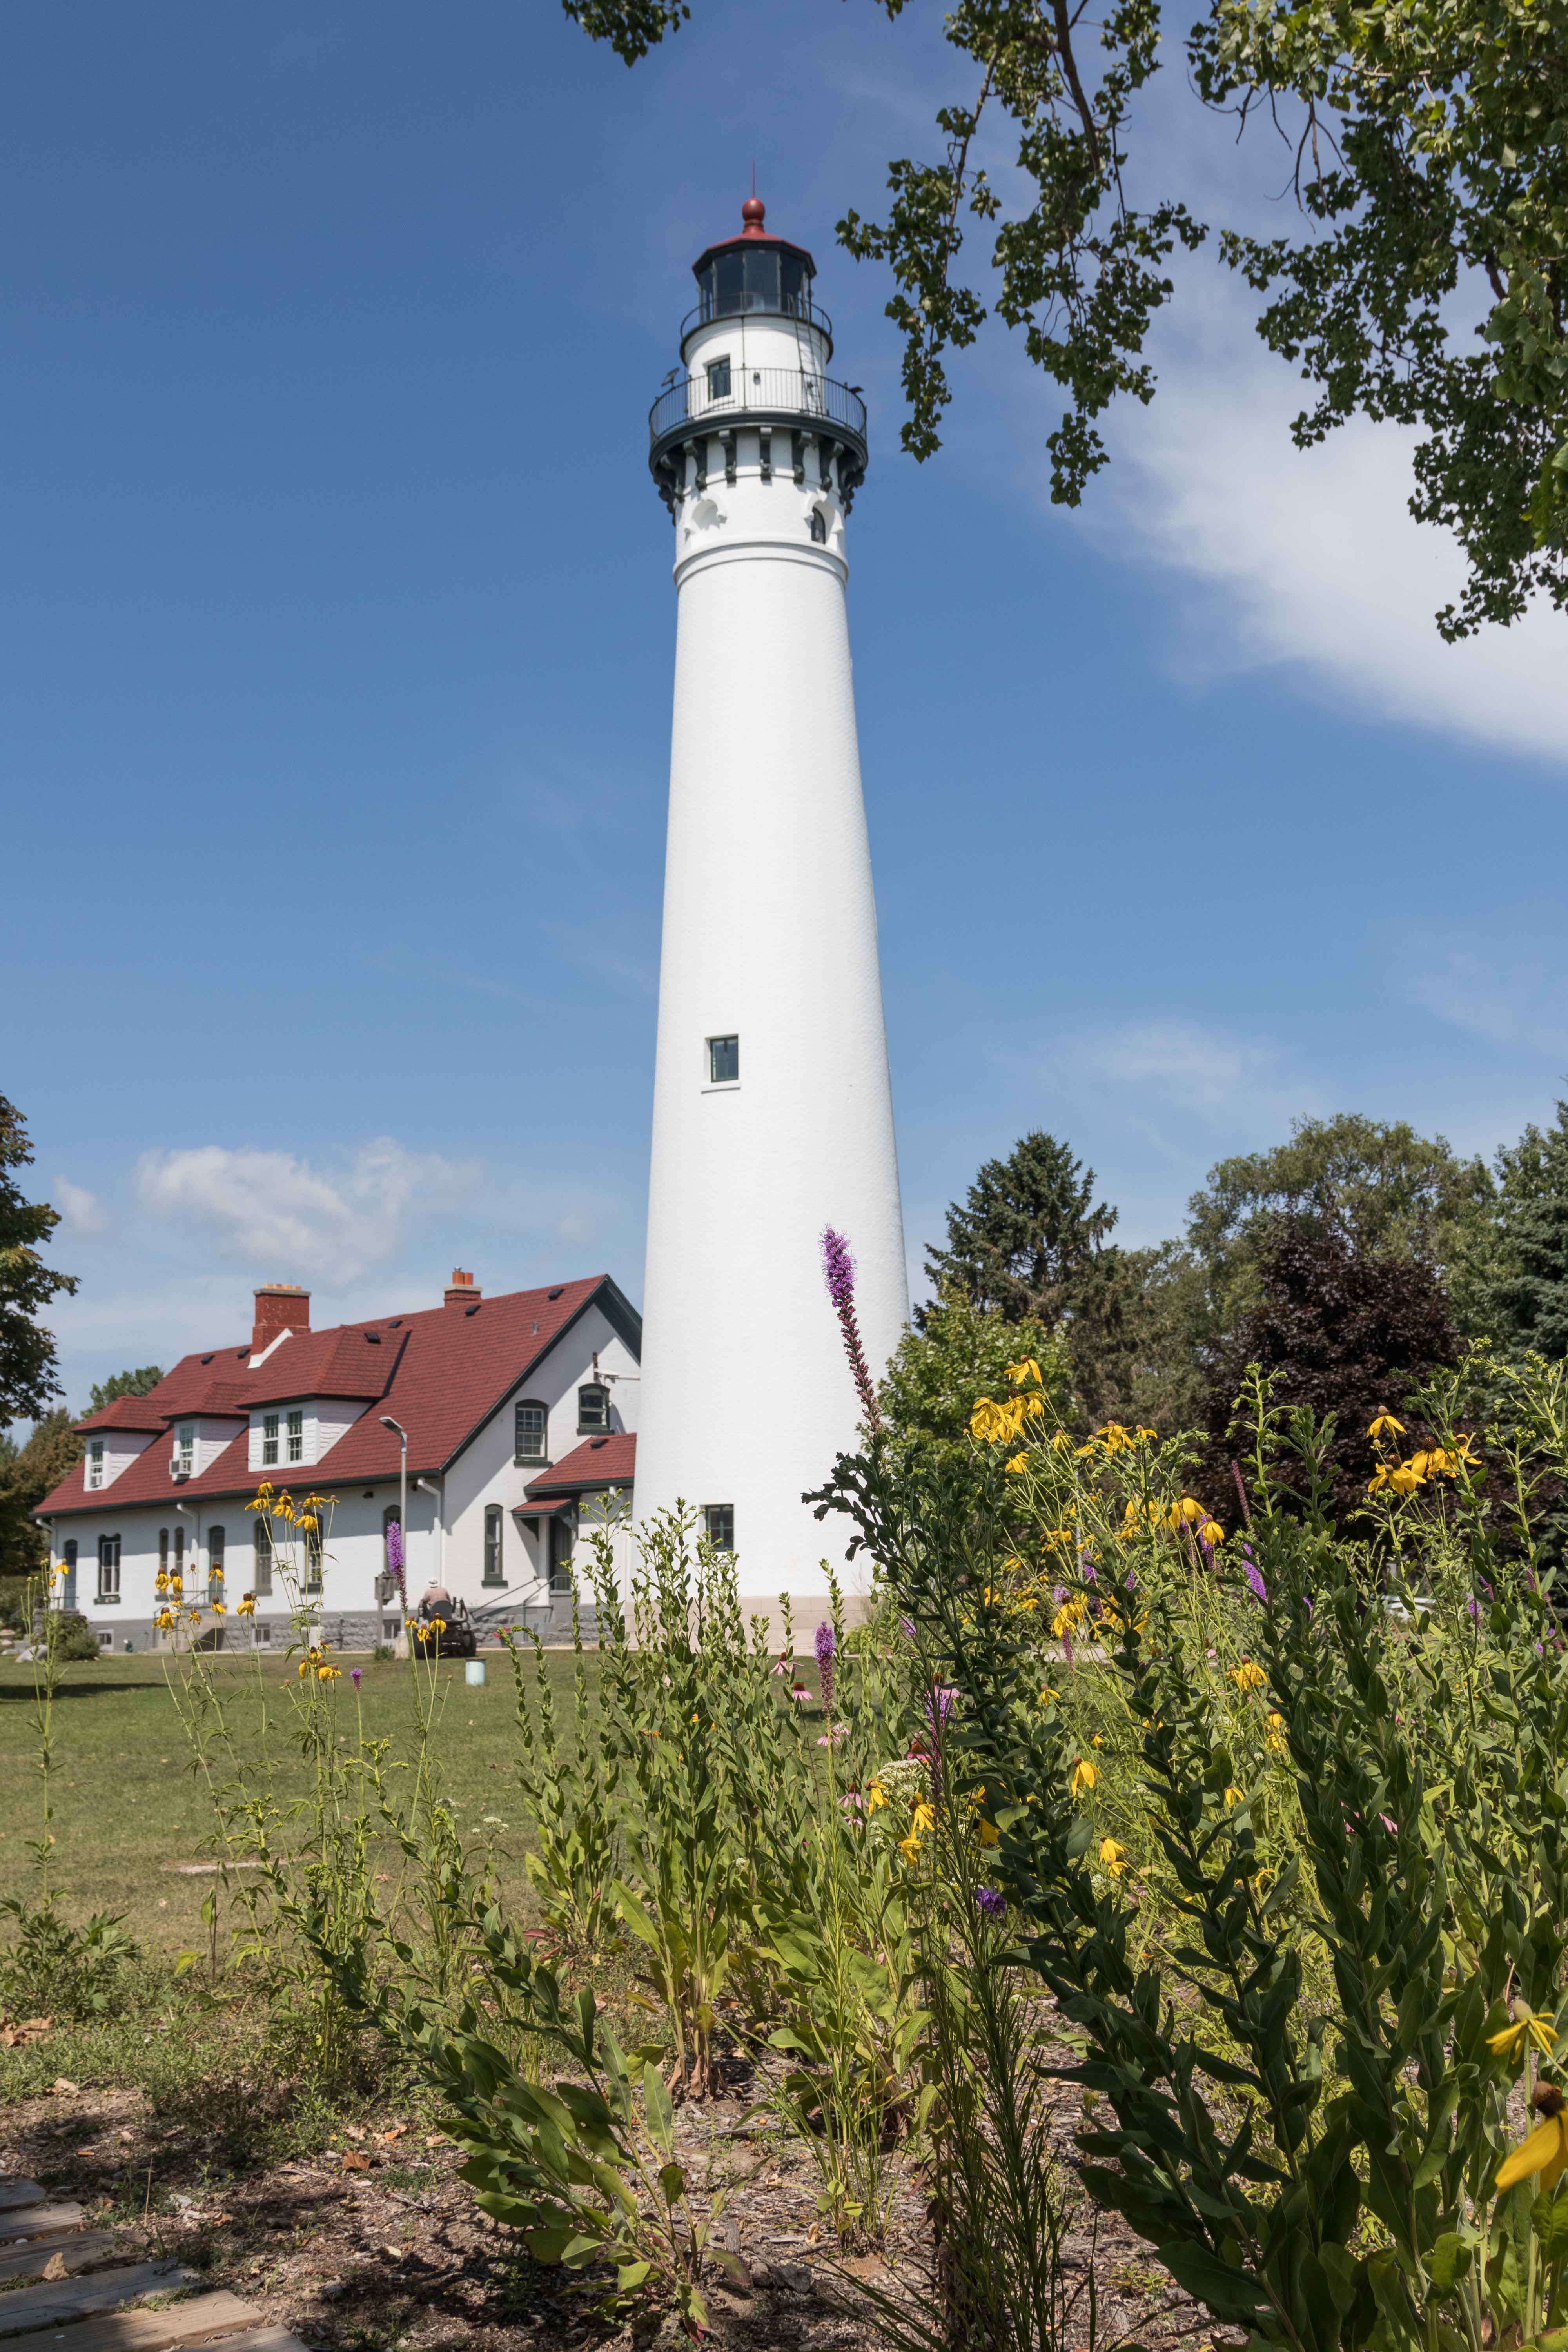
[0,1095,77,1425]
[923,1131,1118,1328]
[1491,1102,1568,1358]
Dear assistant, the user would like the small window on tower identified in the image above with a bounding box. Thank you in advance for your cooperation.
[708,1035,739,1085]
[706,356,732,401]
[809,507,828,544]
[703,1505,735,1554]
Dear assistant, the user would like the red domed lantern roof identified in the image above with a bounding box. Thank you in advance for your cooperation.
[693,195,815,280]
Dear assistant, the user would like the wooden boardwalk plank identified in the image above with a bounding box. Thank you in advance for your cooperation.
[0,2207,86,2244]
[20,2292,265,2352]
[0,2236,115,2286]
[0,2263,196,2341]
[0,2186,45,2215]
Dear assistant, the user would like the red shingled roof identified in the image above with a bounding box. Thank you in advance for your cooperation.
[74,1395,174,1435]
[524,1432,637,1497]
[36,1277,639,1520]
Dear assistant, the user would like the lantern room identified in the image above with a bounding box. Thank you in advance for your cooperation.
[680,198,833,360]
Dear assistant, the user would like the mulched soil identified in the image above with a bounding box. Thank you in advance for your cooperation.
[2,2074,1225,2350]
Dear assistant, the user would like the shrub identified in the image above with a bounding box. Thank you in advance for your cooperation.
[48,1609,99,1661]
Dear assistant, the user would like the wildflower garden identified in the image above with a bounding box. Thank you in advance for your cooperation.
[9,1269,1568,2352]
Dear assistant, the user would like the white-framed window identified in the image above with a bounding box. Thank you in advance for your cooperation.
[708,1034,739,1085]
[98,1629,113,1650]
[97,1533,122,1600]
[514,1399,548,1465]
[287,1408,303,1464]
[87,1438,104,1490]
[262,1413,279,1466]
[176,1423,194,1476]
[578,1383,610,1434]
[252,1621,272,1648]
[253,1517,273,1595]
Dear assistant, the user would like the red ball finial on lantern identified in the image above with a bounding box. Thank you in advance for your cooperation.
[741,195,766,236]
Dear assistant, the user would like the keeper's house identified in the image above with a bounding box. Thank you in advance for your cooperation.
[34,1270,640,1653]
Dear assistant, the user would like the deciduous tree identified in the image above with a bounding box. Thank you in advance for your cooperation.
[0,1096,76,1428]
[567,0,1568,634]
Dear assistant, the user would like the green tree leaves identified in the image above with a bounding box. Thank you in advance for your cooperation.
[0,1097,76,1430]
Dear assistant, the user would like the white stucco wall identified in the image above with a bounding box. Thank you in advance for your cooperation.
[637,288,908,1608]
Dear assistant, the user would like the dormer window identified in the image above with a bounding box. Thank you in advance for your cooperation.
[262,1413,279,1466]
[175,1424,194,1477]
[87,1438,104,1490]
[287,1409,303,1464]
[577,1383,610,1434]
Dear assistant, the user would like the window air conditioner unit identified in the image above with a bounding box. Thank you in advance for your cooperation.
[171,1461,190,1482]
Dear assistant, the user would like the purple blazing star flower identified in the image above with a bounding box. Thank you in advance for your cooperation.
[1081,1552,1098,1584]
[900,1615,916,1642]
[1467,1596,1483,1623]
[924,1683,958,1799]
[1243,1559,1267,1605]
[815,1620,836,1711]
[821,1227,883,1432]
[1125,1567,1137,1592]
[975,1887,1006,1917]
[351,1666,362,1689]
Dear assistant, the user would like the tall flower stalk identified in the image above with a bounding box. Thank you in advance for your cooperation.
[822,1225,883,1432]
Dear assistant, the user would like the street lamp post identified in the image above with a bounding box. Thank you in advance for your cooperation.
[379,1417,408,1614]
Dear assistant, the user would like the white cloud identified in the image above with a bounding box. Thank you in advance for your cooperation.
[53,1176,104,1235]
[135,1138,476,1285]
[1391,922,1568,1058]
[1074,289,1568,766]
[1085,1020,1278,1109]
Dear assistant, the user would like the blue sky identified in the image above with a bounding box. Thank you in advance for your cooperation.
[5,0,1567,1416]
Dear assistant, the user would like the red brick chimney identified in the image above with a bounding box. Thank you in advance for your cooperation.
[444,1268,481,1308]
[252,1283,310,1352]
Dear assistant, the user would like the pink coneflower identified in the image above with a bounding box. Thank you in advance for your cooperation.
[790,1681,811,1704]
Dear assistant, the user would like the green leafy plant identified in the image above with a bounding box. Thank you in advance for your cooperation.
[815,1355,1568,2348]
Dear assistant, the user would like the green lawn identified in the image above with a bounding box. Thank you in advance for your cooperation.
[0,1647,590,1959]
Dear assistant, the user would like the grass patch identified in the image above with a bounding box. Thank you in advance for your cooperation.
[0,1648,596,1958]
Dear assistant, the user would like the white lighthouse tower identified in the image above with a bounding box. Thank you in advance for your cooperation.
[634,197,908,1619]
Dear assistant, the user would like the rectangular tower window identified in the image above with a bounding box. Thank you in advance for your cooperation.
[708,1035,739,1085]
[703,1504,735,1553]
[706,356,731,400]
